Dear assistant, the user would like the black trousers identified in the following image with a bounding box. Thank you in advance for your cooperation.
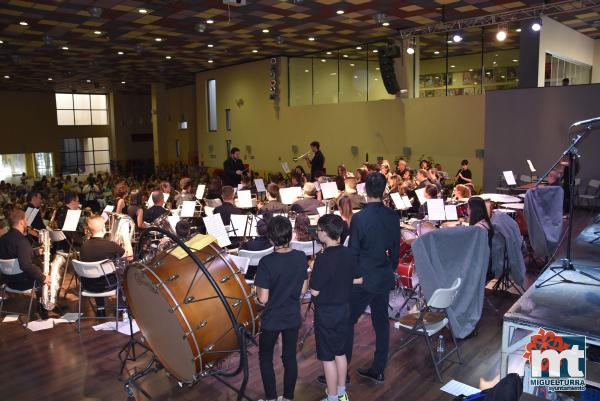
[80,273,119,310]
[259,327,299,400]
[3,273,36,291]
[344,286,390,375]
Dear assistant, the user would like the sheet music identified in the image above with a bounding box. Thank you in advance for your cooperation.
[390,193,405,210]
[280,187,300,205]
[62,209,82,232]
[101,205,114,222]
[229,255,250,275]
[25,207,39,227]
[167,215,180,232]
[254,179,266,193]
[147,195,154,208]
[440,380,480,397]
[503,171,517,186]
[401,196,412,209]
[356,183,366,195]
[230,214,250,237]
[426,199,446,221]
[527,159,536,173]
[313,181,321,192]
[180,201,196,218]
[164,193,170,203]
[195,184,206,199]
[445,204,458,221]
[203,213,232,247]
[237,190,253,208]
[204,206,214,216]
[320,182,339,200]
[415,188,426,205]
[317,206,327,216]
[281,161,290,174]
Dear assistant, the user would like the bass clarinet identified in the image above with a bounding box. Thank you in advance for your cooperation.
[39,229,68,311]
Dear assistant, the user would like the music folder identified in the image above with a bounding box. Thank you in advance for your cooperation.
[25,207,39,227]
[101,205,114,221]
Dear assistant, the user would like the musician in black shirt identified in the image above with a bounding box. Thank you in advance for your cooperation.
[308,141,325,180]
[223,147,245,187]
[55,192,85,251]
[79,215,125,317]
[25,190,45,231]
[143,191,168,225]
[214,186,242,226]
[455,159,473,185]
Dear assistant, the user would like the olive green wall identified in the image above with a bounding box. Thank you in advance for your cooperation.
[195,58,485,188]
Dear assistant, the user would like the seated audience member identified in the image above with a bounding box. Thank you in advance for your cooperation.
[254,216,308,401]
[114,181,129,215]
[260,183,288,214]
[174,177,195,209]
[415,169,431,189]
[143,190,168,225]
[293,213,312,242]
[82,176,101,213]
[214,186,242,226]
[0,209,50,318]
[79,215,125,317]
[455,159,473,185]
[453,184,472,200]
[293,183,323,215]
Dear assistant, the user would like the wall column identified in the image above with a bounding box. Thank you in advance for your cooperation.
[518,19,541,88]
[151,83,168,167]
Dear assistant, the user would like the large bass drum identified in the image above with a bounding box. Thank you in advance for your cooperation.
[124,238,259,383]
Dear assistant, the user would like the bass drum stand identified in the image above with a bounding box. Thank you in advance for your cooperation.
[121,226,257,401]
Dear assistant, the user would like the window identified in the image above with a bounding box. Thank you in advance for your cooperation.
[225,108,232,131]
[60,137,110,175]
[34,153,54,177]
[544,53,591,86]
[0,154,26,182]
[207,79,217,131]
[55,93,108,126]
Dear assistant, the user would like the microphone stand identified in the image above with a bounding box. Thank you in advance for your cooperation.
[535,126,600,288]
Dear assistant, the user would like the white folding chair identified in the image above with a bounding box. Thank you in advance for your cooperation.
[290,240,322,258]
[393,278,462,382]
[71,259,119,333]
[0,258,38,328]
[238,247,274,283]
[48,229,77,296]
[578,179,600,209]
[205,198,222,208]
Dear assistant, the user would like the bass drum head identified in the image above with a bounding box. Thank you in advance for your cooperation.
[125,264,196,382]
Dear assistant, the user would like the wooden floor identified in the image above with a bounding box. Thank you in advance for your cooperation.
[0,209,597,401]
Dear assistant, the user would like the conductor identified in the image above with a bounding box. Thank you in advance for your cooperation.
[224,147,245,187]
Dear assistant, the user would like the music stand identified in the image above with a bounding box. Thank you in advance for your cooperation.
[534,121,600,288]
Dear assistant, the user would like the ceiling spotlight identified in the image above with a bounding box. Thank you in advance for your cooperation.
[382,22,390,27]
[252,49,258,53]
[165,55,172,59]
[308,37,315,41]
[155,37,163,42]
[4,75,9,79]
[262,28,270,33]
[450,65,455,68]
[452,31,463,43]
[356,46,362,50]
[326,51,332,55]
[531,18,543,32]
[496,26,507,41]
[195,23,206,33]
[138,8,148,14]
[61,46,69,50]
[336,10,344,15]
[434,50,440,55]
[19,21,28,26]
[89,6,103,18]
[48,77,53,81]
[0,40,3,44]
[350,63,355,67]
[207,44,214,48]
[117,51,124,55]
[208,59,214,63]
[121,81,126,84]
[512,59,518,62]
[86,79,91,83]
[342,54,348,58]
[321,59,326,62]
[206,19,214,24]
[406,38,415,55]
[372,49,378,53]
[94,30,102,35]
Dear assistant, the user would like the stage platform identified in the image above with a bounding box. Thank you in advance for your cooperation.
[501,214,600,387]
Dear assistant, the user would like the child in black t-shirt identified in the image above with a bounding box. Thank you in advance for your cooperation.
[255,216,308,401]
[310,214,361,401]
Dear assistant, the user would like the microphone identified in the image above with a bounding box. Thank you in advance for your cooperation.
[570,116,600,129]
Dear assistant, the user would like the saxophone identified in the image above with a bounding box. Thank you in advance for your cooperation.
[40,229,68,311]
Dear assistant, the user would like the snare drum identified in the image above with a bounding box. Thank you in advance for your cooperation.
[125,239,259,383]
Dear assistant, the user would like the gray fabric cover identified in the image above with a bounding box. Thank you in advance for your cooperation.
[411,226,489,339]
[491,211,526,287]
[524,186,564,258]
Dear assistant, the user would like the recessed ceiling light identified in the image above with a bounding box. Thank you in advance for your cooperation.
[493,61,497,64]
[0,40,3,44]
[512,59,518,62]
[61,46,69,50]
[336,10,344,15]
[252,49,258,53]
[343,54,348,58]
[138,8,148,14]
[262,29,269,33]
[350,63,355,67]
[86,79,91,83]
[207,44,214,48]
[326,51,332,55]
[330,72,337,76]
[321,59,326,62]
[376,67,380,70]
[3,75,9,79]
[208,59,214,63]
[353,75,358,79]
[48,77,53,81]
[121,81,126,84]
[469,68,473,72]
[516,28,522,32]
[165,55,172,59]
[447,40,453,44]
[94,30,102,35]
[486,72,491,75]
[308,37,315,41]
[155,37,162,42]
[434,50,440,55]
[501,75,506,78]
[450,65,455,68]
[19,21,28,26]
[206,19,214,24]
[374,78,378,81]
[382,22,390,26]
[372,49,378,53]
[356,46,362,50]
[117,51,124,55]
[304,69,309,72]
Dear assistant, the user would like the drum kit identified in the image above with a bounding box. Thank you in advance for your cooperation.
[117,225,260,400]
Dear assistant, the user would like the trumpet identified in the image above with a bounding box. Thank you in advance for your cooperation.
[293,151,311,162]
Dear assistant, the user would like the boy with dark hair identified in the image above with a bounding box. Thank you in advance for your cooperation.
[255,216,308,401]
[311,214,361,401]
